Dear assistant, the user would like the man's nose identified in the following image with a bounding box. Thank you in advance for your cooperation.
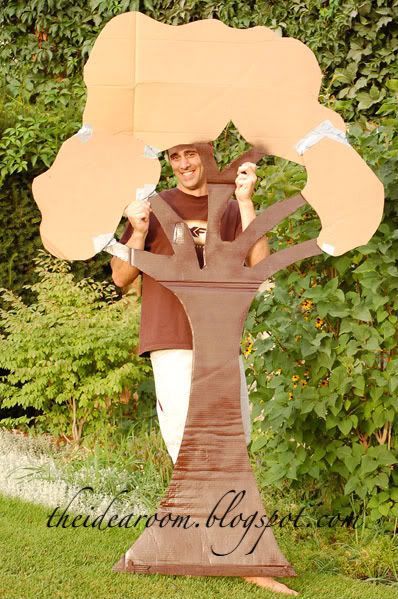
[180,157,190,169]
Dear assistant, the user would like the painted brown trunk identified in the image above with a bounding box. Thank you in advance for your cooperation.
[113,285,295,577]
[111,158,320,577]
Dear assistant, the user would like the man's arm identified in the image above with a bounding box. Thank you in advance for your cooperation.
[110,230,145,288]
[237,200,270,267]
[235,162,270,267]
[111,199,151,288]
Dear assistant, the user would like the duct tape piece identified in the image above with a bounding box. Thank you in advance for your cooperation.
[173,222,185,245]
[135,183,157,201]
[122,184,157,218]
[92,233,131,262]
[92,231,115,253]
[144,144,161,159]
[295,120,349,156]
[320,242,335,256]
[75,123,93,143]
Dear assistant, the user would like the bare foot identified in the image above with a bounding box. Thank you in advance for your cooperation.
[243,576,298,595]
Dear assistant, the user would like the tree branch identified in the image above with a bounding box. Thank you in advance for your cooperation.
[150,194,197,262]
[195,143,266,184]
[249,238,323,281]
[216,148,267,183]
[205,184,236,256]
[232,193,306,262]
[131,250,178,282]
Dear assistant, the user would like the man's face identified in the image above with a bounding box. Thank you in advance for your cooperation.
[167,145,206,194]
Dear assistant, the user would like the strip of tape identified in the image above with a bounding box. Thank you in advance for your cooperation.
[92,234,131,262]
[173,223,185,244]
[135,183,156,201]
[144,144,161,158]
[295,120,349,156]
[320,242,335,256]
[76,123,93,143]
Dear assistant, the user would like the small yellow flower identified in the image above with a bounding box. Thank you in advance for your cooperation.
[242,334,254,357]
[244,342,253,357]
[292,374,300,382]
[293,383,298,389]
[288,392,294,400]
[300,380,308,387]
[300,299,314,313]
[315,317,324,328]
[320,378,329,387]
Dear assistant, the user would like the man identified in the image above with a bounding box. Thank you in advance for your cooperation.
[111,144,297,596]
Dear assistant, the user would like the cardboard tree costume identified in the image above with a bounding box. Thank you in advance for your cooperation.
[32,12,384,577]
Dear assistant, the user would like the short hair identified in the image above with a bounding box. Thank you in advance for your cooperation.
[165,143,212,162]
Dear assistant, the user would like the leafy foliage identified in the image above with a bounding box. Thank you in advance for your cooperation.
[0,253,150,442]
[1,1,396,120]
[254,0,398,121]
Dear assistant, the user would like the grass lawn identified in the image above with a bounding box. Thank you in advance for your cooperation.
[1,493,398,599]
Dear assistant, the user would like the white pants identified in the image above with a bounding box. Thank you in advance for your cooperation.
[150,349,252,464]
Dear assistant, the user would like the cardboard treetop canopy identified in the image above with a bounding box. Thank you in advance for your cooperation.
[32,11,384,579]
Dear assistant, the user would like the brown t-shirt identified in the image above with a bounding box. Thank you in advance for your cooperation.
[120,188,242,356]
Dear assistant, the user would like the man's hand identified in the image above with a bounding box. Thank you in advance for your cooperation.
[234,161,270,267]
[125,199,151,236]
[112,199,151,288]
[235,162,257,204]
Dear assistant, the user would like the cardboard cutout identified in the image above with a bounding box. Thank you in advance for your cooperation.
[31,11,384,578]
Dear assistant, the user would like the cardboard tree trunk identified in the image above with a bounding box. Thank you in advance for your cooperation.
[113,148,321,576]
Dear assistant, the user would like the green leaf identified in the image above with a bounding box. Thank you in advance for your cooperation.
[352,375,365,393]
[380,321,396,339]
[338,419,352,435]
[386,79,398,92]
[389,377,398,393]
[371,473,390,490]
[378,502,391,516]
[328,305,350,318]
[344,477,360,495]
[251,436,267,452]
[351,305,372,322]
[344,453,360,474]
[314,401,327,419]
[361,455,380,475]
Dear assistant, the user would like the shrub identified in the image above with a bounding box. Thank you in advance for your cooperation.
[0,252,151,443]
